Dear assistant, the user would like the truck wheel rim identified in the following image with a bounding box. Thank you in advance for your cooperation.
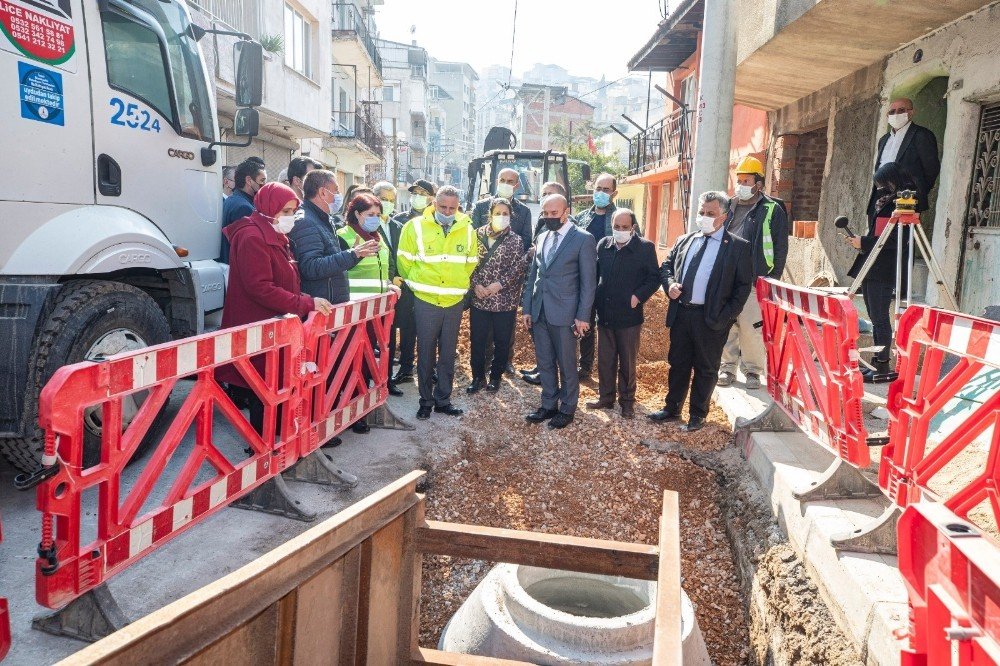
[83,328,149,437]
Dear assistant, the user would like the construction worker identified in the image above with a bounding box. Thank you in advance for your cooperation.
[397,185,479,421]
[718,156,789,390]
[390,179,437,389]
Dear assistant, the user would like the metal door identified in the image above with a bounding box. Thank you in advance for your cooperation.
[960,103,1000,315]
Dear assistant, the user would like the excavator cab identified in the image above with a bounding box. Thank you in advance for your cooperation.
[467,150,586,219]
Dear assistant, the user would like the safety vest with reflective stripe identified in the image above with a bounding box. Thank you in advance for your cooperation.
[396,207,479,307]
[336,226,390,300]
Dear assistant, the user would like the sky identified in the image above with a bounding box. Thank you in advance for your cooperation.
[374,0,665,83]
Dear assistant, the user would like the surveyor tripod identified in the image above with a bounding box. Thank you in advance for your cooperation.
[846,192,958,379]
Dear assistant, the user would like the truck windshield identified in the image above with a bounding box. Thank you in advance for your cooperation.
[104,0,214,141]
[496,157,544,203]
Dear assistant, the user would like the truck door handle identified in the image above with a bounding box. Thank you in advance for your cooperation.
[97,154,121,196]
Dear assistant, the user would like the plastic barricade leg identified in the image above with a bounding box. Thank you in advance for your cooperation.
[879,307,1000,528]
[898,502,1000,665]
[34,315,305,637]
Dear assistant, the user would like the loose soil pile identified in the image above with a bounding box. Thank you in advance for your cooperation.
[419,292,751,664]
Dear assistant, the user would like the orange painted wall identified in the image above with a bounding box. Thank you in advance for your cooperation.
[639,36,770,255]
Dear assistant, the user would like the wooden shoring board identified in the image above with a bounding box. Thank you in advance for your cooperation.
[56,471,424,665]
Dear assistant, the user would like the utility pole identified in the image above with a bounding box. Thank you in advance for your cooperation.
[685,0,736,231]
[391,117,398,185]
[542,86,551,150]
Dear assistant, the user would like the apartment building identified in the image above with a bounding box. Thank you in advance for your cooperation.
[376,38,430,201]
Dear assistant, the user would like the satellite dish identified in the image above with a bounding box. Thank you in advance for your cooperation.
[501,86,517,101]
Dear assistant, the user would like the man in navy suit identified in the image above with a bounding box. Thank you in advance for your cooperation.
[522,194,598,429]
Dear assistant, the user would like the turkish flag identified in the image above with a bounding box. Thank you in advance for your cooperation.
[587,135,597,154]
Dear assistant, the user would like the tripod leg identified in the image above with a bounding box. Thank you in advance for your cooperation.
[848,222,897,296]
[895,223,904,316]
[912,224,959,310]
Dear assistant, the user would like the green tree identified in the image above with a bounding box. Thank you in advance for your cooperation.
[549,120,626,198]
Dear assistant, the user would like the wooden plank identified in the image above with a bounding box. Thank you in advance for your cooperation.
[292,562,345,665]
[399,499,425,660]
[338,547,362,666]
[276,591,297,666]
[59,471,425,666]
[183,603,279,665]
[651,491,682,665]
[414,520,659,580]
[363,515,406,664]
[411,647,536,666]
[354,539,373,666]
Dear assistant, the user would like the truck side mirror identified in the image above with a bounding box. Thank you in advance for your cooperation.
[234,41,263,108]
[234,108,259,137]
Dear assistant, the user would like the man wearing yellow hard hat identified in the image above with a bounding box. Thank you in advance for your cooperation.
[718,155,789,390]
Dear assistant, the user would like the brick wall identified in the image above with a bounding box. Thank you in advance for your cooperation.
[791,126,828,221]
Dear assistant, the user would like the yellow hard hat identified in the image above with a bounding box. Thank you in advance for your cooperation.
[735,156,765,178]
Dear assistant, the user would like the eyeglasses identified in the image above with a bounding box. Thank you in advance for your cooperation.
[888,108,910,115]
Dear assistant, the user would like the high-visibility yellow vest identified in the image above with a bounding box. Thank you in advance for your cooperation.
[396,207,479,307]
[762,202,776,273]
[336,226,390,300]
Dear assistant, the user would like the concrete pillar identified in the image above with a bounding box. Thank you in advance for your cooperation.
[686,0,737,230]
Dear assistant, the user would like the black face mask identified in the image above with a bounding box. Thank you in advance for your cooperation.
[541,217,563,231]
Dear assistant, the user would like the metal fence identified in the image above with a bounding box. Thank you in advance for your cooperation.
[331,2,383,76]
[628,108,690,176]
[186,0,263,39]
[331,104,385,157]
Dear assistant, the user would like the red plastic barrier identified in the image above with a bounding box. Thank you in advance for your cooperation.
[34,293,399,612]
[35,316,305,609]
[300,294,397,453]
[757,278,870,467]
[879,307,1000,522]
[898,502,1000,665]
[1,511,10,661]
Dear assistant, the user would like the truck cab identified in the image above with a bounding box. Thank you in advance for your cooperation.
[0,0,262,472]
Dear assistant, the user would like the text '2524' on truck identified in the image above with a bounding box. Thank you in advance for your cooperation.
[0,0,264,476]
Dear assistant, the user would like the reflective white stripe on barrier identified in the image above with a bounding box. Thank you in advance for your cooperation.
[404,280,469,296]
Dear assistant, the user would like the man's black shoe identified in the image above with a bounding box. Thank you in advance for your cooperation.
[485,379,501,392]
[434,404,464,416]
[647,409,682,422]
[321,436,343,448]
[521,372,542,386]
[388,383,404,397]
[548,412,574,429]
[526,407,559,423]
[392,370,414,384]
[521,366,539,377]
[351,421,370,434]
[416,406,432,420]
[466,378,486,394]
[680,417,705,432]
[505,362,516,375]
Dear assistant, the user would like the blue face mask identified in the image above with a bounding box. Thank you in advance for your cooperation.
[331,193,344,214]
[361,215,381,233]
[435,211,456,226]
[593,191,612,208]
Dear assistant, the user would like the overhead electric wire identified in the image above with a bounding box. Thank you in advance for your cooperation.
[507,0,518,87]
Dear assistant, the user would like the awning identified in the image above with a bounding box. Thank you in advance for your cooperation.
[627,0,703,72]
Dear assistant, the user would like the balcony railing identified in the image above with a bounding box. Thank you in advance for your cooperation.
[628,108,691,176]
[330,105,385,156]
[186,0,263,39]
[331,2,383,76]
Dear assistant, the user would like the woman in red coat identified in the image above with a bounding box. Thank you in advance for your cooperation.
[218,182,333,432]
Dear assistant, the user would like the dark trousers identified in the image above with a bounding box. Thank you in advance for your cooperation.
[470,308,516,382]
[597,324,641,408]
[532,311,580,415]
[414,298,464,408]
[390,285,417,374]
[862,279,894,363]
[666,306,730,420]
[227,385,283,437]
[578,306,598,372]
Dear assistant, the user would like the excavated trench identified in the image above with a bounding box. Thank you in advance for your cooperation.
[415,293,864,665]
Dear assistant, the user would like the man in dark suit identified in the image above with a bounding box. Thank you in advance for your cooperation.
[471,167,533,251]
[649,191,754,431]
[522,194,598,429]
[871,97,940,213]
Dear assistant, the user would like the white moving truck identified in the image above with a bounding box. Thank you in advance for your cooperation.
[0,0,263,474]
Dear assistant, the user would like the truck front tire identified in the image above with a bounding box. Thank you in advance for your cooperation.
[2,280,171,473]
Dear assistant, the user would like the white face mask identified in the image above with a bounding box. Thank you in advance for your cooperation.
[496,182,515,199]
[491,215,510,232]
[697,215,717,235]
[612,229,632,245]
[273,215,296,234]
[411,194,429,211]
[888,112,909,130]
[735,184,755,201]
